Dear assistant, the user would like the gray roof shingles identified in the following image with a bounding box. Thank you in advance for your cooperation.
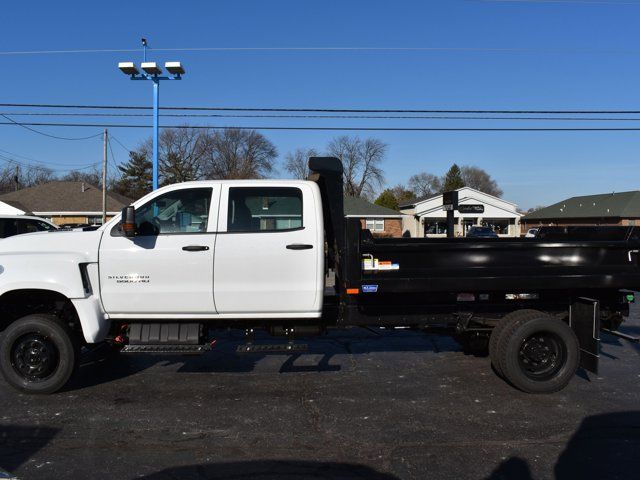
[343,195,403,217]
[525,190,640,220]
[0,181,132,213]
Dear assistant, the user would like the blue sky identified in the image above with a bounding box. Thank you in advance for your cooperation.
[1,0,640,209]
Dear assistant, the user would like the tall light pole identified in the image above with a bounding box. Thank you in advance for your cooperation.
[118,39,185,190]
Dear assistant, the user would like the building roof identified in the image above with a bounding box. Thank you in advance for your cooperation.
[0,199,31,214]
[399,186,516,209]
[0,182,133,214]
[399,186,521,219]
[343,196,404,218]
[525,190,640,220]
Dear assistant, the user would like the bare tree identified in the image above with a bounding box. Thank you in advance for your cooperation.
[407,172,442,198]
[461,166,503,197]
[327,136,386,197]
[202,128,278,179]
[61,168,103,187]
[139,127,208,185]
[0,164,20,194]
[390,184,415,205]
[284,148,318,179]
[0,164,55,194]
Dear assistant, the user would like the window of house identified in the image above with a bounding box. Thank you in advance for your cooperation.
[365,218,385,232]
[227,187,302,232]
[133,188,212,235]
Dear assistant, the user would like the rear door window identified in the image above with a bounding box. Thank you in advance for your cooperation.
[227,187,303,232]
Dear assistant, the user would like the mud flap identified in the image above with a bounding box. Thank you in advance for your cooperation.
[569,298,600,374]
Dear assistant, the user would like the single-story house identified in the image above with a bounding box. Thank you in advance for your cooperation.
[522,190,640,233]
[0,181,133,226]
[344,196,407,237]
[400,187,523,238]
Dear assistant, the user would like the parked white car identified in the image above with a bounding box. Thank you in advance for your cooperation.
[525,228,539,238]
[0,215,58,239]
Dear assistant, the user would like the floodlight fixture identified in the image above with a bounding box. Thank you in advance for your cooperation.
[141,62,162,75]
[164,61,185,75]
[118,62,139,75]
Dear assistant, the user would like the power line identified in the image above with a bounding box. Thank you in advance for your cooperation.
[2,102,640,115]
[0,148,102,170]
[107,137,121,176]
[5,111,640,121]
[3,121,640,132]
[478,0,640,5]
[109,135,132,153]
[2,45,640,56]
[0,153,100,172]
[0,114,104,141]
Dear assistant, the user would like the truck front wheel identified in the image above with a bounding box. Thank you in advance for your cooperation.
[496,312,579,394]
[0,314,79,394]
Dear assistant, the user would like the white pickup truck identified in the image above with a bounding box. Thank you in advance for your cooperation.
[0,157,638,394]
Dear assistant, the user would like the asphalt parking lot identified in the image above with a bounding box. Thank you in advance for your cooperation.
[0,305,639,480]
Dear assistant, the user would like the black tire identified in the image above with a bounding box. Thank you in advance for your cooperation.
[0,314,79,394]
[497,313,579,394]
[489,309,542,377]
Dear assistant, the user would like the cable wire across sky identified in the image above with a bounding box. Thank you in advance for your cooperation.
[3,102,640,114]
[3,121,640,132]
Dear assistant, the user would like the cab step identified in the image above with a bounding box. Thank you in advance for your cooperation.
[236,343,308,354]
[122,344,212,354]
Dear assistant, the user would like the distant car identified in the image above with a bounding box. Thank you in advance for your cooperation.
[525,228,539,238]
[466,226,499,238]
[0,215,58,239]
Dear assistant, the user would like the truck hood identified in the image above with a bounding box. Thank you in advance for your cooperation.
[0,229,103,262]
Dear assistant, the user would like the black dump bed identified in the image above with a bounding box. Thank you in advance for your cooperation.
[357,226,640,293]
[308,156,640,301]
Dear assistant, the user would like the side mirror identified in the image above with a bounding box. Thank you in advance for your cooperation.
[121,206,136,237]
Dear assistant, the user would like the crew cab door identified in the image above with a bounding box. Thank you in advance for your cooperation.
[213,184,323,315]
[99,186,219,316]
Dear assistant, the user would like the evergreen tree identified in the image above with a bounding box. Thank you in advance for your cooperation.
[113,150,152,200]
[374,189,399,210]
[443,164,465,192]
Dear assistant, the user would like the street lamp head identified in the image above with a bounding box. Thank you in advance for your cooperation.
[141,62,163,75]
[164,61,185,75]
[118,62,139,75]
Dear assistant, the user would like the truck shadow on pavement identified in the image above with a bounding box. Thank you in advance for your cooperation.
[485,411,640,480]
[69,329,462,392]
[0,425,58,473]
[137,460,401,480]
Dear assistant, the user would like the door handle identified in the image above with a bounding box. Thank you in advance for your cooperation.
[286,244,313,250]
[182,245,210,252]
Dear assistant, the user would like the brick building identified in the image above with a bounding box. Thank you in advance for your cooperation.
[344,196,406,238]
[522,190,640,233]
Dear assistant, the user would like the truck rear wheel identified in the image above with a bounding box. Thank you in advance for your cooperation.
[489,309,542,377]
[0,314,79,394]
[495,312,579,394]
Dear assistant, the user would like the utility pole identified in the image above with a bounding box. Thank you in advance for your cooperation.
[102,129,108,225]
[14,165,19,191]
